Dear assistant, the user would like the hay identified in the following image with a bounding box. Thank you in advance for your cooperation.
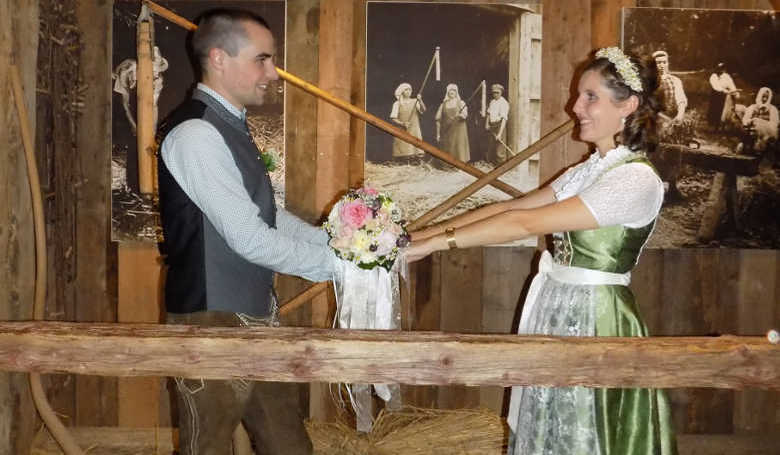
[306,406,506,455]
[364,160,538,226]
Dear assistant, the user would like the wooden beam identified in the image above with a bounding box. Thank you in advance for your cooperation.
[1,322,778,389]
[658,144,760,176]
[315,0,353,214]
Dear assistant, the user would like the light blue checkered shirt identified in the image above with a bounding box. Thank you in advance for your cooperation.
[160,83,335,282]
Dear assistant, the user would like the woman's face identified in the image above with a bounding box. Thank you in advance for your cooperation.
[447,88,457,99]
[760,90,770,104]
[403,87,412,98]
[572,70,631,152]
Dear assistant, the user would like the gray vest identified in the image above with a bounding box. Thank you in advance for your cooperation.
[158,89,277,316]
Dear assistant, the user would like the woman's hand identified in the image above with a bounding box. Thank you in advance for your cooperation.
[411,226,441,241]
[403,238,440,263]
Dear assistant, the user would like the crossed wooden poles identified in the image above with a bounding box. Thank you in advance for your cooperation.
[142,1,575,316]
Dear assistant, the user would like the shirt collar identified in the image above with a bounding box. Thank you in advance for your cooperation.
[196,83,247,121]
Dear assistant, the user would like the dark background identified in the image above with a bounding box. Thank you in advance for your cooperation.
[366,2,515,163]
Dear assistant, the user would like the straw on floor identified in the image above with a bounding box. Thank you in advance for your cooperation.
[305,406,506,455]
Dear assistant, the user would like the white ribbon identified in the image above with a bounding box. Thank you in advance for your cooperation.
[332,260,401,431]
[507,250,631,432]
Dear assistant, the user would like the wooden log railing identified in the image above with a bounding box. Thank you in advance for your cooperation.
[1,322,778,389]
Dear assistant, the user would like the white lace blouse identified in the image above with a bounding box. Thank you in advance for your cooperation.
[549,145,664,228]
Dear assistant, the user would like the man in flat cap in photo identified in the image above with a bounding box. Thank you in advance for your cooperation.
[485,83,510,164]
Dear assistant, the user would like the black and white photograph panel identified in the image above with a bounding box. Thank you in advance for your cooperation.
[365,2,541,244]
[623,7,779,249]
[111,1,285,242]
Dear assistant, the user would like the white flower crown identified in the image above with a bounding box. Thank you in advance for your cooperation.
[595,47,643,93]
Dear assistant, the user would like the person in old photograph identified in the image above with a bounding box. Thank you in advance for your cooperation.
[390,82,426,161]
[157,9,338,454]
[739,86,779,154]
[652,50,688,199]
[112,45,169,135]
[707,62,740,133]
[653,50,687,128]
[485,83,510,163]
[435,83,471,163]
[404,47,677,455]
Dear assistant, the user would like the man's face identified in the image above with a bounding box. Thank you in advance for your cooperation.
[492,90,502,100]
[220,21,279,109]
[655,56,669,76]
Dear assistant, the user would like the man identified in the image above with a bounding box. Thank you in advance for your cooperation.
[652,50,689,200]
[653,50,687,126]
[157,9,335,454]
[484,83,510,163]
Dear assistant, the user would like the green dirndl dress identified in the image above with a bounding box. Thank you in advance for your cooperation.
[507,152,677,455]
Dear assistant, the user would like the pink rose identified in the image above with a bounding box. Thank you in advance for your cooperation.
[362,187,378,196]
[340,200,371,229]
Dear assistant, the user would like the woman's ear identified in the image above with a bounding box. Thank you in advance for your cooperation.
[621,94,639,117]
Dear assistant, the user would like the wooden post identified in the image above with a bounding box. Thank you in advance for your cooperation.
[540,0,591,183]
[591,0,635,49]
[1,1,40,452]
[136,7,155,195]
[117,243,163,427]
[316,0,353,214]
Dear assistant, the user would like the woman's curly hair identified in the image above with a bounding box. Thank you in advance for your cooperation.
[584,52,661,153]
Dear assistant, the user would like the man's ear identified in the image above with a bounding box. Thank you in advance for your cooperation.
[208,47,225,72]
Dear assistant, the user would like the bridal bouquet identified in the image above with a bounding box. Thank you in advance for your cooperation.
[323,186,408,432]
[323,187,410,271]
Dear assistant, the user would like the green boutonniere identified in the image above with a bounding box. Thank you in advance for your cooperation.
[260,148,278,172]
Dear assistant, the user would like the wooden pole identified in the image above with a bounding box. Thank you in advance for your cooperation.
[141,0,523,198]
[136,7,155,195]
[278,121,574,311]
[11,64,86,455]
[278,67,522,197]
[1,322,778,389]
[279,282,329,316]
[409,119,574,230]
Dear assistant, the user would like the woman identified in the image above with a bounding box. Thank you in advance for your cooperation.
[405,48,677,455]
[390,82,426,160]
[741,86,778,153]
[435,83,471,162]
[707,63,738,132]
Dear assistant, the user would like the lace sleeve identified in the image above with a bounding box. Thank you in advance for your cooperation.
[549,164,583,200]
[578,163,664,228]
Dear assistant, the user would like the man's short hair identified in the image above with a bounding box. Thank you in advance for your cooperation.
[491,83,504,93]
[191,9,271,73]
[652,50,668,60]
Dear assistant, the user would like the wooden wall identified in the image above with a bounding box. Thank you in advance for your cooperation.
[1,1,40,453]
